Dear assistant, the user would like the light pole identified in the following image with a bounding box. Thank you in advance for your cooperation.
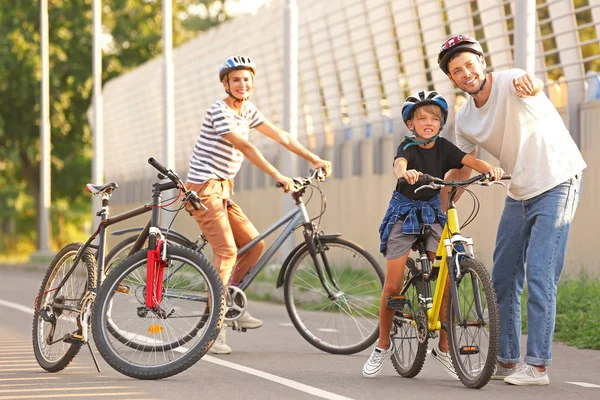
[38,0,51,255]
[92,0,104,229]
[280,0,299,260]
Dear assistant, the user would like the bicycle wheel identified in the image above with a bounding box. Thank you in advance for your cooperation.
[390,258,429,377]
[447,257,499,389]
[32,243,96,372]
[284,237,384,355]
[105,233,193,275]
[92,244,224,380]
[105,236,211,351]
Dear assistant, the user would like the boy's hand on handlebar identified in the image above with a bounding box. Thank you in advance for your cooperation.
[312,158,332,177]
[402,169,423,185]
[486,167,505,181]
[274,174,295,193]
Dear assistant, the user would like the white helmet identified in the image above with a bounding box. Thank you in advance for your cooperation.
[218,55,256,82]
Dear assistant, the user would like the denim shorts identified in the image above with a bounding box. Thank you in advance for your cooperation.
[384,221,443,259]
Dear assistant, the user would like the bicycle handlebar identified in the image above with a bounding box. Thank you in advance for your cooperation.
[276,168,326,191]
[398,172,511,193]
[148,157,204,210]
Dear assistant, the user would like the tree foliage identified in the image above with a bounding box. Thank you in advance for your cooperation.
[0,0,231,253]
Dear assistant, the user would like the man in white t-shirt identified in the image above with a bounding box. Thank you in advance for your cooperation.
[437,34,586,386]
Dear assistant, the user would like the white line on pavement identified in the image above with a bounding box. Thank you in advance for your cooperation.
[566,382,600,388]
[1,297,354,400]
[0,299,34,315]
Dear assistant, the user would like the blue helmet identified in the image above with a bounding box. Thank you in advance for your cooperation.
[218,55,256,82]
[401,90,449,128]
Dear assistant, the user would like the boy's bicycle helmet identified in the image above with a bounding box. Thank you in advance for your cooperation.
[401,90,449,128]
[218,55,256,82]
[437,34,484,75]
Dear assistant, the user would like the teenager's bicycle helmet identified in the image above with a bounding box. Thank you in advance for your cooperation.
[437,34,484,75]
[401,90,449,128]
[218,55,256,82]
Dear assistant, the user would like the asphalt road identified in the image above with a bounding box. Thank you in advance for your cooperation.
[0,267,599,400]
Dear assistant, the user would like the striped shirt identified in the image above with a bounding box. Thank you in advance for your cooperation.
[187,100,265,184]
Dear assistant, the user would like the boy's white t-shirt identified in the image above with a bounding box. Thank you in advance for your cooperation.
[455,68,587,200]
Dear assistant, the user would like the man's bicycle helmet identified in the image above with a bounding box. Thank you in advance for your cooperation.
[437,34,484,75]
[401,90,449,128]
[218,55,256,82]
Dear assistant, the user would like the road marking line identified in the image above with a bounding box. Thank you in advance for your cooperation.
[203,355,354,400]
[566,382,600,388]
[0,299,34,315]
[0,392,146,399]
[1,297,354,400]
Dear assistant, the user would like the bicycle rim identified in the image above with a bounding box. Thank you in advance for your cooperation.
[447,257,499,389]
[93,246,223,379]
[391,259,428,377]
[32,243,94,371]
[284,238,384,354]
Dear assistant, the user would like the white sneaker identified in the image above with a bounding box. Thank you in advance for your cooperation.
[504,364,549,386]
[362,345,392,378]
[226,311,263,329]
[492,362,519,380]
[430,346,459,380]
[209,326,232,355]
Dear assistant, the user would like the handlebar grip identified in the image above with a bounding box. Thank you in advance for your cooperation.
[190,197,202,210]
[501,174,512,180]
[148,157,169,175]
[276,182,283,188]
[397,174,433,185]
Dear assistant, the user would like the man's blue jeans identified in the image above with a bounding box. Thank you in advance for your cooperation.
[492,173,583,367]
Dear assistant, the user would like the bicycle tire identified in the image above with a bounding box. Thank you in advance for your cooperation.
[105,236,211,351]
[92,244,224,380]
[390,258,429,378]
[447,257,499,389]
[32,243,96,372]
[283,237,384,355]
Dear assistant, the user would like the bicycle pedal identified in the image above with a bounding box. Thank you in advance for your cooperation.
[63,333,85,344]
[386,295,408,310]
[459,345,480,355]
[116,283,130,294]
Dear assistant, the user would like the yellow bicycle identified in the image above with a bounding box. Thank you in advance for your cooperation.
[388,172,509,389]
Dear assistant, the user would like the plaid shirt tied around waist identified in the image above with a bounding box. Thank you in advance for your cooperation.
[379,190,447,255]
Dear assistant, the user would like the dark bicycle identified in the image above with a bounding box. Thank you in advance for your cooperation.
[105,168,385,355]
[32,158,225,380]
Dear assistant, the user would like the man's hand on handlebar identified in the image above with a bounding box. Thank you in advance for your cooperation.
[485,167,505,181]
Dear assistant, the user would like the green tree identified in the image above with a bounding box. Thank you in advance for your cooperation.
[0,0,232,254]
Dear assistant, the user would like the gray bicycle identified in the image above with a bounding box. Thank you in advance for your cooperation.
[105,169,384,355]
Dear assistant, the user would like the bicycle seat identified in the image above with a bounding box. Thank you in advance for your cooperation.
[85,182,119,195]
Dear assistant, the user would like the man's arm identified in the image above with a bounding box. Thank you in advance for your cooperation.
[513,73,544,97]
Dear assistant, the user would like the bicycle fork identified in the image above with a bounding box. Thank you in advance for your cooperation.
[302,229,341,300]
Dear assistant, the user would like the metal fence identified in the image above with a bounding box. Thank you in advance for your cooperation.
[101,0,600,204]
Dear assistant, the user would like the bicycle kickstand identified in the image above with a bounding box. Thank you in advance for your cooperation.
[87,342,102,373]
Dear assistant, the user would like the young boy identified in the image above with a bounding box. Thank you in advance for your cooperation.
[362,90,504,378]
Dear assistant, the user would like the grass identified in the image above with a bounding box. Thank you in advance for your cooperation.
[521,272,600,350]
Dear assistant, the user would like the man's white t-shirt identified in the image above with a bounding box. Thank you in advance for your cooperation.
[455,68,587,200]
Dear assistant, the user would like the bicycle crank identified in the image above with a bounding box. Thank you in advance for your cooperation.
[224,285,247,330]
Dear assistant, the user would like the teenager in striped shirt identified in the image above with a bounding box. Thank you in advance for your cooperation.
[185,56,332,354]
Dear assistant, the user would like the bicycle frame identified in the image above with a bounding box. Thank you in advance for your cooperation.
[409,188,478,332]
[48,180,177,314]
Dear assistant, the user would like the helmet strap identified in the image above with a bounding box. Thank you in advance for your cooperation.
[403,128,440,150]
